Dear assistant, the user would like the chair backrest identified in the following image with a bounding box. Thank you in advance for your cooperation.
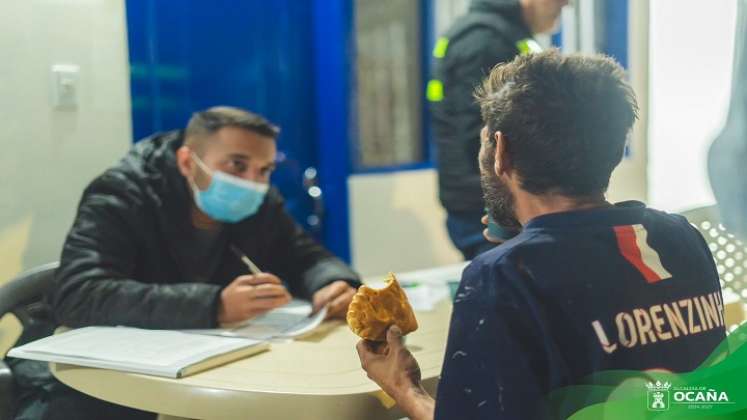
[681,205,747,327]
[0,262,58,420]
[0,262,58,322]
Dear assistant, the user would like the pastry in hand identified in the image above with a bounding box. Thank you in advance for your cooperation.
[347,272,418,341]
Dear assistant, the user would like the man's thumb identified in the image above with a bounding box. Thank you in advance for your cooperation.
[387,325,403,345]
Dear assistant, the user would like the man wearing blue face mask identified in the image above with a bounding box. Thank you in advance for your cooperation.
[12,107,361,420]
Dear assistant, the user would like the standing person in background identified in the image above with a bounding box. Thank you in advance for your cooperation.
[429,0,567,259]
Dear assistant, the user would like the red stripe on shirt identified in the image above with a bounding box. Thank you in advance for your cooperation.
[613,225,663,283]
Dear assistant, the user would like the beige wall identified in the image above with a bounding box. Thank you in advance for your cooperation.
[0,0,132,280]
[606,0,649,203]
[0,0,132,350]
[349,169,462,278]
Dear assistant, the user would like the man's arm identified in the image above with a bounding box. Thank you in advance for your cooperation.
[356,327,435,420]
[52,182,222,329]
[358,261,548,420]
[266,194,361,298]
[435,262,548,419]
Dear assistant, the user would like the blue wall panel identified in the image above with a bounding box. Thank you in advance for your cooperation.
[604,0,629,69]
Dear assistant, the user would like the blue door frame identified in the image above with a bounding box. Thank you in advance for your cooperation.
[311,0,354,261]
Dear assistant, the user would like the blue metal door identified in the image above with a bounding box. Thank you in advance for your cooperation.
[125,0,352,260]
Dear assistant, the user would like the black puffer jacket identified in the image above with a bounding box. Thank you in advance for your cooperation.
[431,0,532,214]
[51,130,360,329]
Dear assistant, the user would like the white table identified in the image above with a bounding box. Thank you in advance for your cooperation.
[50,265,466,420]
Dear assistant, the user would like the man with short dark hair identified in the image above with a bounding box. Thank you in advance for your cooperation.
[358,51,725,419]
[53,106,359,330]
[15,106,360,419]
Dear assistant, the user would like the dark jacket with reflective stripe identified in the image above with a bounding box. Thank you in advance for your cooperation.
[431,0,532,214]
[52,130,360,329]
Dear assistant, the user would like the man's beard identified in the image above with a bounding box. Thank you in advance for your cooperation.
[480,154,521,229]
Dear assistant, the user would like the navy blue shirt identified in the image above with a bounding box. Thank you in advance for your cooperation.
[435,202,725,419]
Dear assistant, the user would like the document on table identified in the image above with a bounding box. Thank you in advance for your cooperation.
[7,327,268,378]
[187,299,328,340]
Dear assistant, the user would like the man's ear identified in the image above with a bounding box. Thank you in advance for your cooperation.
[494,131,511,177]
[176,146,193,177]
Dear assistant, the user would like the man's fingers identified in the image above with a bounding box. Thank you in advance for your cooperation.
[481,215,489,225]
[356,339,368,359]
[247,273,282,286]
[483,228,503,244]
[234,284,288,301]
[246,294,290,310]
[320,281,348,302]
[231,273,282,287]
[356,340,375,368]
[250,283,289,298]
[356,339,386,364]
[327,288,356,318]
[231,275,257,286]
[313,281,350,312]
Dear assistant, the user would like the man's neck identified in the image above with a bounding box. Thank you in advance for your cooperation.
[514,190,611,226]
[191,205,222,231]
[519,0,536,34]
[519,0,545,35]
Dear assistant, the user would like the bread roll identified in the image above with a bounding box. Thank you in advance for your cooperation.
[347,272,418,341]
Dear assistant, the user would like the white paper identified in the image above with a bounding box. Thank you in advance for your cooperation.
[402,283,450,311]
[394,262,468,285]
[363,262,467,311]
[187,299,328,340]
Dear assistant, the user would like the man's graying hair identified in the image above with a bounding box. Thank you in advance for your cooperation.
[185,106,280,152]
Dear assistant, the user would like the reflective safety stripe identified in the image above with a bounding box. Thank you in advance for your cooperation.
[429,38,538,103]
[516,38,543,55]
[433,37,450,58]
[426,79,444,102]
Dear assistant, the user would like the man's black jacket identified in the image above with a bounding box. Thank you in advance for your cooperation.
[51,130,360,329]
[431,0,532,214]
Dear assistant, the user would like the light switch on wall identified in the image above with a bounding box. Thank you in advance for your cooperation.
[51,64,80,110]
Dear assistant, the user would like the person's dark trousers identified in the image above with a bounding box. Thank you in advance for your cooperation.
[9,315,156,420]
[446,211,497,260]
[13,377,156,420]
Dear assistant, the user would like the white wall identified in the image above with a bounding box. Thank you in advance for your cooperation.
[648,0,737,211]
[606,0,650,204]
[0,0,132,281]
[0,0,132,351]
[349,169,462,278]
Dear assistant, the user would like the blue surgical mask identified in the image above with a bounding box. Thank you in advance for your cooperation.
[189,153,269,223]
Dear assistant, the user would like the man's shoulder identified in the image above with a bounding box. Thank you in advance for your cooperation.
[444,24,515,62]
[83,130,183,209]
[462,232,540,288]
[642,206,692,229]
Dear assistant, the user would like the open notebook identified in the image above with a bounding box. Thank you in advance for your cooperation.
[7,327,268,378]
